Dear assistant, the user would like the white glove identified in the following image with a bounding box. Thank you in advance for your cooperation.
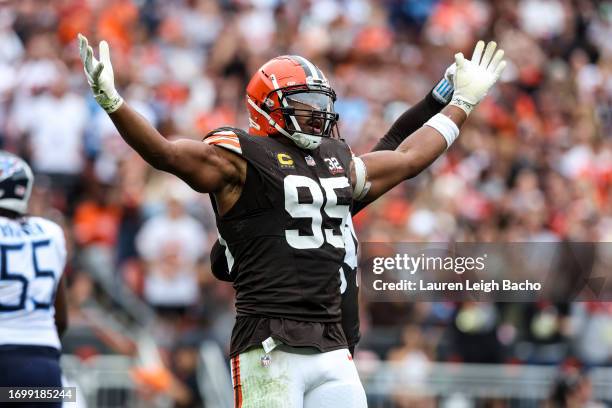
[78,33,123,113]
[450,40,506,115]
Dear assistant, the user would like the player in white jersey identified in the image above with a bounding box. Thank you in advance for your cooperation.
[0,151,68,407]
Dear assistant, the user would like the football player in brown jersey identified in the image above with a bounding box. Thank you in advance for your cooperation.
[208,59,460,357]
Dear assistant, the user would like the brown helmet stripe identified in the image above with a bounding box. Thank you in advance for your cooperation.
[290,55,320,81]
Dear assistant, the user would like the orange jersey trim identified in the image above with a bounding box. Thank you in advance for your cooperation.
[204,132,242,155]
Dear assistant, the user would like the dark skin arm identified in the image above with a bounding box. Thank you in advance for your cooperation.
[352,89,448,213]
[78,33,245,212]
[109,104,246,214]
[355,105,467,201]
[54,274,68,338]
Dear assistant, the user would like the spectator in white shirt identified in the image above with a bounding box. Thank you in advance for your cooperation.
[136,187,207,316]
[13,61,87,212]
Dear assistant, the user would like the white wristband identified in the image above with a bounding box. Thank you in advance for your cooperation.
[424,113,460,148]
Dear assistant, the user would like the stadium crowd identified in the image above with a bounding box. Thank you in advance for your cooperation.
[1,0,612,406]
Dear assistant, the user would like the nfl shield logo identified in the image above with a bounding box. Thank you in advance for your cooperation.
[305,155,316,166]
[260,354,272,368]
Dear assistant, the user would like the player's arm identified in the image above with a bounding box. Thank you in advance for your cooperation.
[351,41,506,202]
[351,66,455,214]
[370,64,455,153]
[109,104,243,192]
[54,274,68,338]
[356,105,464,200]
[77,34,242,193]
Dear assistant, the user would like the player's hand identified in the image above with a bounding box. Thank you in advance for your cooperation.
[77,33,123,113]
[450,40,506,115]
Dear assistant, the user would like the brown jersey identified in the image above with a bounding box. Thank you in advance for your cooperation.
[204,127,356,357]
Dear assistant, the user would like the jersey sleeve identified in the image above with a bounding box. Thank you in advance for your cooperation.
[203,128,243,156]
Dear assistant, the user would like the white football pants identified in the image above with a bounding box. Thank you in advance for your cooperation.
[230,345,367,408]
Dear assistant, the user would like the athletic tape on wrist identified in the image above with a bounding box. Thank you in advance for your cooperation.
[450,96,475,115]
[98,90,124,113]
[424,113,460,148]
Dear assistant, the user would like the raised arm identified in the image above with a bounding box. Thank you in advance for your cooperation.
[351,65,455,214]
[108,104,242,192]
[370,64,455,153]
[357,105,464,199]
[352,41,506,202]
[77,34,242,193]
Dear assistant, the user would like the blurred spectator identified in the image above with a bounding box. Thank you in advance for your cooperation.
[547,367,605,408]
[73,179,122,283]
[572,302,612,365]
[169,334,205,408]
[12,60,87,211]
[62,271,136,358]
[136,185,207,315]
[445,302,505,363]
[515,303,571,364]
[389,325,435,408]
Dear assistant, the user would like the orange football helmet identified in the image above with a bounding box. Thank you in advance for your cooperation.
[246,55,339,150]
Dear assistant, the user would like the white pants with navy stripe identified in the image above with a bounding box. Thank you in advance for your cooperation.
[230,345,367,408]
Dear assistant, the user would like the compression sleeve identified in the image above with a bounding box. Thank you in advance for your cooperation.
[351,88,447,215]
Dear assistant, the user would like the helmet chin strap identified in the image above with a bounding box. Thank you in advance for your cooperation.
[247,97,321,149]
[286,132,322,150]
